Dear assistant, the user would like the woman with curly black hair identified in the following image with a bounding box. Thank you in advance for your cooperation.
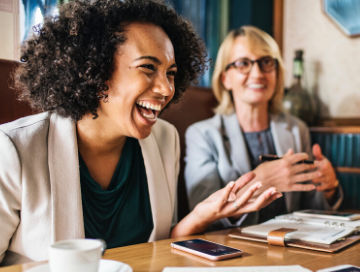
[0,0,280,266]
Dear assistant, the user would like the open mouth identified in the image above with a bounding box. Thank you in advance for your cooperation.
[136,101,161,122]
[248,83,266,89]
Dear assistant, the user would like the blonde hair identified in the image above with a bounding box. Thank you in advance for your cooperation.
[212,25,285,115]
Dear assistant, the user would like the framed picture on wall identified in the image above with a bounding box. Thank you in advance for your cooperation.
[323,0,360,37]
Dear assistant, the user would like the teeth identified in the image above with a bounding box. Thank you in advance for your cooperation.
[136,101,162,111]
[140,111,157,121]
[248,84,265,88]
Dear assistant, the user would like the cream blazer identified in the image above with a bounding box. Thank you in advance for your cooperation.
[0,112,179,266]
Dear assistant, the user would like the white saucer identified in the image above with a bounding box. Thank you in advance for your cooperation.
[25,259,133,272]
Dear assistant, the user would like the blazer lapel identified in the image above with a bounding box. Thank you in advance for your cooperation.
[222,113,251,176]
[270,114,299,212]
[48,113,85,242]
[139,134,172,242]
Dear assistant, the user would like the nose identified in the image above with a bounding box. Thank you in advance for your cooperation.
[153,73,174,98]
[249,62,264,78]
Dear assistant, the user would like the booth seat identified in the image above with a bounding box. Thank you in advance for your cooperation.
[0,59,33,124]
[159,87,218,219]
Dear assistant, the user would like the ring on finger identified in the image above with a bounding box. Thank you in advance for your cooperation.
[233,200,239,209]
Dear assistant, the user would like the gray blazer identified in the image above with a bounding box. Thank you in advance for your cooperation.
[185,112,342,228]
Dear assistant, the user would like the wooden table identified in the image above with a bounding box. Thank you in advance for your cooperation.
[1,229,360,272]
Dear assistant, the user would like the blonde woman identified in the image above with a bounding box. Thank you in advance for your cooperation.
[185,26,342,229]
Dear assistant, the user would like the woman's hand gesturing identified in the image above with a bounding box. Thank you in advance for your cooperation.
[193,172,282,225]
[170,172,282,238]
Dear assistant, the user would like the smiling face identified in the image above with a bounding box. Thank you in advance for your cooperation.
[221,36,277,111]
[97,23,177,139]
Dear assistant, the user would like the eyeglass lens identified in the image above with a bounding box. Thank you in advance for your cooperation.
[234,57,277,74]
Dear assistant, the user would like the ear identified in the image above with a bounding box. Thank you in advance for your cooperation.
[221,71,232,91]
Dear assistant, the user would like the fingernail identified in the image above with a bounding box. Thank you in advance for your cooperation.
[271,189,278,196]
[229,181,235,188]
[276,193,283,198]
[257,182,263,189]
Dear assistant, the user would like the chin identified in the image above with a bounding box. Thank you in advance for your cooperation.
[247,95,271,105]
[131,127,153,140]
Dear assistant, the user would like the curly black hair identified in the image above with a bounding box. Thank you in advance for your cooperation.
[15,0,208,121]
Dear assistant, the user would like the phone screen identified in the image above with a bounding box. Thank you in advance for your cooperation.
[335,268,360,272]
[326,267,360,272]
[318,265,360,272]
[172,239,241,256]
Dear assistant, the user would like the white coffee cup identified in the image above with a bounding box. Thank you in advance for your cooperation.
[49,239,106,272]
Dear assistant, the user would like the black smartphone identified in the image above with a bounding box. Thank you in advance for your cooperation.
[170,238,243,261]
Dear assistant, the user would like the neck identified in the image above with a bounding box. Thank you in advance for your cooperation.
[234,101,270,132]
[76,112,127,159]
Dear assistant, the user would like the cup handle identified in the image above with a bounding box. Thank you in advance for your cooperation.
[97,239,107,256]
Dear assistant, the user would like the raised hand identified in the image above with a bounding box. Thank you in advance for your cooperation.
[170,172,282,238]
[192,172,282,226]
[311,144,338,199]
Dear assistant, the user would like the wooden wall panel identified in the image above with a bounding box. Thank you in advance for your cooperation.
[273,0,284,54]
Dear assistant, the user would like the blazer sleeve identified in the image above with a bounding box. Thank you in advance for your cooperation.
[0,131,22,263]
[299,124,343,211]
[171,126,180,228]
[184,124,222,211]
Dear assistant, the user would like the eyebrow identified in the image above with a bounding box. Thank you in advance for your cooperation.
[134,56,162,64]
[134,56,177,68]
[235,55,272,60]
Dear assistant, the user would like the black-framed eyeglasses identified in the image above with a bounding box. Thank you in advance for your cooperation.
[225,57,278,74]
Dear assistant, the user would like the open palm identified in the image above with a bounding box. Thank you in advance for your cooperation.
[193,172,282,225]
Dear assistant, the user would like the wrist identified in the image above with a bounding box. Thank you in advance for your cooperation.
[171,207,211,238]
[323,180,339,203]
[192,204,213,229]
[323,179,339,193]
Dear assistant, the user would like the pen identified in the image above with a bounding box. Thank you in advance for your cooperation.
[259,154,314,164]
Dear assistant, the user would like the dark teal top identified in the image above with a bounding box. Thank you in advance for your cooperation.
[243,128,287,223]
[79,137,153,249]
